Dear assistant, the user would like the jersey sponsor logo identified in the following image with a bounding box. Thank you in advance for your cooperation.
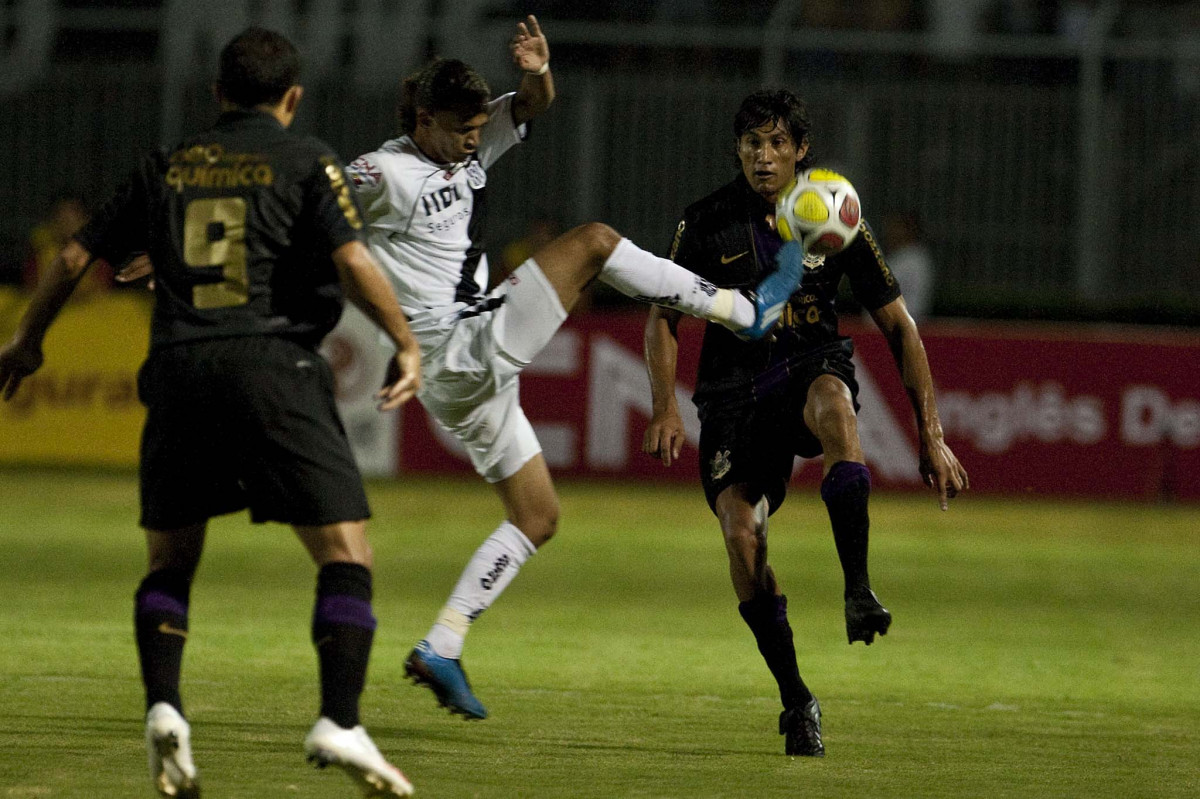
[320,157,363,230]
[711,448,732,480]
[347,157,381,187]
[480,554,512,590]
[165,162,274,194]
[720,250,749,264]
[465,161,487,190]
[165,144,274,194]
[421,185,463,217]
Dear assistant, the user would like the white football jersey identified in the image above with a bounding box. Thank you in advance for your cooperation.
[347,93,526,324]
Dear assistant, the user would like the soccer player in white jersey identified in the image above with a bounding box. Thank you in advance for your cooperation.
[348,16,805,719]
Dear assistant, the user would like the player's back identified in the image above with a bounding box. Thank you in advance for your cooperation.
[92,109,363,351]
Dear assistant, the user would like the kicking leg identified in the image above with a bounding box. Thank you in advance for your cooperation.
[406,455,553,719]
[527,223,801,339]
[139,525,205,798]
[804,375,892,645]
[296,521,413,796]
[715,486,823,756]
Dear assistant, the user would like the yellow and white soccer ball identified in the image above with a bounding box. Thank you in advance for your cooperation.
[775,168,862,256]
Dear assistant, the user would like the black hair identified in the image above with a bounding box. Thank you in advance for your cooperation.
[733,89,815,170]
[217,27,300,108]
[397,59,491,135]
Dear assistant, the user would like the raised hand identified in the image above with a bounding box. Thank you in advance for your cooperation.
[510,15,549,73]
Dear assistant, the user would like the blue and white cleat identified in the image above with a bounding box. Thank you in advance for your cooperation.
[736,240,804,341]
[403,640,488,720]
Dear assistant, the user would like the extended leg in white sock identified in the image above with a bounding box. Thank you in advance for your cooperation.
[425,521,537,659]
[598,238,755,329]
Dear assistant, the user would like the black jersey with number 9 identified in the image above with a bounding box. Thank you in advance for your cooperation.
[75,110,365,350]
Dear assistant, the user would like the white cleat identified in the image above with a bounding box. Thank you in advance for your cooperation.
[304,717,414,797]
[145,702,200,798]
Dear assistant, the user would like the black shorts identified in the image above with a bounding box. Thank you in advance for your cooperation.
[696,345,859,515]
[137,336,370,529]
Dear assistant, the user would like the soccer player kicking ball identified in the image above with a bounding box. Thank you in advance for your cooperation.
[0,28,420,797]
[643,89,969,756]
[348,17,803,720]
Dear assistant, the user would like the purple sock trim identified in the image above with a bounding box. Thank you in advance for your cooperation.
[137,590,188,618]
[739,594,789,627]
[820,461,871,504]
[315,595,377,631]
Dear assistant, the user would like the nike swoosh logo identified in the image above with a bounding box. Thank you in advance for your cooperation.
[157,622,188,639]
[720,251,749,264]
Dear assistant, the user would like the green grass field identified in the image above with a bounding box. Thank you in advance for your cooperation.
[1,469,1198,798]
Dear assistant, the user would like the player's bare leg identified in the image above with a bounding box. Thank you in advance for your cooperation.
[139,525,205,798]
[716,488,777,603]
[407,455,555,719]
[527,222,800,338]
[716,486,823,756]
[296,522,413,796]
[804,375,892,645]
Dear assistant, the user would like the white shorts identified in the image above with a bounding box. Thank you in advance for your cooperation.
[415,259,567,482]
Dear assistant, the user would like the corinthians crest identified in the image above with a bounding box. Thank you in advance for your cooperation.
[711,448,732,480]
[465,161,487,189]
[802,252,826,271]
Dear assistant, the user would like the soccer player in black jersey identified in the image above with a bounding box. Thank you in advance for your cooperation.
[0,28,420,797]
[643,90,969,757]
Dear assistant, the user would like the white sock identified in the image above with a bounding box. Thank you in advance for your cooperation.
[599,238,755,328]
[424,521,537,659]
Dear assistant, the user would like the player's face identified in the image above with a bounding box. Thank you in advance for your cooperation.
[420,109,490,164]
[737,120,808,203]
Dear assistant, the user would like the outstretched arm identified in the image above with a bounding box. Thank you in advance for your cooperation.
[332,240,421,410]
[0,240,95,400]
[643,305,687,467]
[870,297,969,509]
[510,15,554,125]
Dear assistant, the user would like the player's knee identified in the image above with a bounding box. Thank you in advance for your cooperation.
[513,502,559,548]
[576,222,621,261]
[720,517,763,557]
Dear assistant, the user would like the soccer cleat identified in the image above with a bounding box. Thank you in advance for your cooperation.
[779,697,825,757]
[845,588,892,645]
[403,640,487,720]
[735,239,804,341]
[145,702,200,798]
[304,717,414,797]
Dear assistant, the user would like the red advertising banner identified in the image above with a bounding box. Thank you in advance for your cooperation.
[398,312,1200,501]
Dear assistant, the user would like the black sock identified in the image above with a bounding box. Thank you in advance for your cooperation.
[821,461,872,597]
[134,568,192,714]
[312,562,376,729]
[738,593,813,710]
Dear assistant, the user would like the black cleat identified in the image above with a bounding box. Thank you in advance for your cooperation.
[780,698,824,757]
[845,588,892,645]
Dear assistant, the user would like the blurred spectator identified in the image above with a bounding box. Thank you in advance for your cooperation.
[24,194,113,299]
[881,210,934,321]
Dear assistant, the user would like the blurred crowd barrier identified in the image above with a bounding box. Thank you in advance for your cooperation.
[6,290,1195,502]
[0,1,1197,323]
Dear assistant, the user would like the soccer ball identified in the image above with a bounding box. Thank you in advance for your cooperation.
[775,168,862,256]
